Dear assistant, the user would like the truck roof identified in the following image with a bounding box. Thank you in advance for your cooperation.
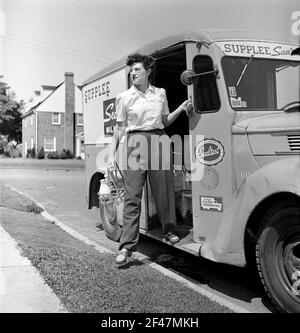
[81,29,298,87]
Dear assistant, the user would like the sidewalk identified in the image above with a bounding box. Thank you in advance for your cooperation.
[0,225,67,313]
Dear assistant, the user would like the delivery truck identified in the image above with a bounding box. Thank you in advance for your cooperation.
[81,30,300,313]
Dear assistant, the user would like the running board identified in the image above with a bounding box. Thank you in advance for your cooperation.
[139,228,204,257]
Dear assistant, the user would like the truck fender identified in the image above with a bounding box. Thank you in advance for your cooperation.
[202,157,300,266]
[88,168,106,209]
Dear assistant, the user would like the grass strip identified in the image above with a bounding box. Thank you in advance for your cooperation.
[0,157,84,169]
[0,183,43,214]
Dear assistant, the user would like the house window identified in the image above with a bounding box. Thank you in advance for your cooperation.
[77,114,83,126]
[44,137,56,152]
[52,113,61,125]
[30,115,33,126]
[30,137,34,149]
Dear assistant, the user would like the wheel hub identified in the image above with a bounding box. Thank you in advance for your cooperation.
[283,239,300,297]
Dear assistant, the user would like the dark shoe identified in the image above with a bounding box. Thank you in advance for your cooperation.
[116,248,132,265]
[164,232,179,244]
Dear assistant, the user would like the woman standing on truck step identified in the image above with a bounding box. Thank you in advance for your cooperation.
[108,52,193,265]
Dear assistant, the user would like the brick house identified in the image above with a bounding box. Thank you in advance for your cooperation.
[22,72,84,158]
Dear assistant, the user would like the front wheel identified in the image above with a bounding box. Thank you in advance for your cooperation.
[256,199,300,313]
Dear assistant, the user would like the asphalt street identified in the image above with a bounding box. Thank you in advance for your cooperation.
[0,167,273,313]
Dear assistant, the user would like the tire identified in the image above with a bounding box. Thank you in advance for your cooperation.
[99,201,123,242]
[256,198,300,313]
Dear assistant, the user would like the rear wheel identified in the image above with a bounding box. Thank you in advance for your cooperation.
[99,201,123,242]
[256,199,300,313]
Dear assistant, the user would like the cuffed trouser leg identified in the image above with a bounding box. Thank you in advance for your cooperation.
[118,169,146,251]
[148,169,177,235]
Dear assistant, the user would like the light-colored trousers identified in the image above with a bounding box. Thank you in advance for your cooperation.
[119,129,177,251]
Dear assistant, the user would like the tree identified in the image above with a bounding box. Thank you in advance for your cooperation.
[0,77,24,143]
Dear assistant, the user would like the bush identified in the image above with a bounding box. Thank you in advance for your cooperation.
[45,149,75,159]
[47,151,60,159]
[3,150,11,157]
[4,141,20,158]
[37,147,45,159]
[16,143,22,156]
[65,149,74,159]
[30,147,36,158]
[59,149,67,159]
[0,136,8,155]
[59,149,74,159]
[26,147,36,158]
[26,148,31,158]
[11,149,21,158]
[26,203,43,214]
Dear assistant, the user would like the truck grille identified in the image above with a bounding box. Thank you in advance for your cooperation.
[287,135,300,152]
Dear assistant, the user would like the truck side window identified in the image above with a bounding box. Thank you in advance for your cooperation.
[193,55,220,113]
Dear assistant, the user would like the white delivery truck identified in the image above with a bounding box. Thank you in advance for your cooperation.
[81,30,300,313]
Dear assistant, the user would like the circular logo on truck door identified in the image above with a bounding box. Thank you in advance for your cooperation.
[195,138,225,166]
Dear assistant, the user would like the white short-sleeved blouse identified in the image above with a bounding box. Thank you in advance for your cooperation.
[115,84,169,132]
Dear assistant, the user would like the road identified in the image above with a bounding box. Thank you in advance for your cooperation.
[0,167,274,313]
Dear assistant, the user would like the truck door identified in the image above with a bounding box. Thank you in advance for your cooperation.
[185,42,235,246]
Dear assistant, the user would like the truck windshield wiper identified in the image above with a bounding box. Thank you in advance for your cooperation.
[236,55,254,87]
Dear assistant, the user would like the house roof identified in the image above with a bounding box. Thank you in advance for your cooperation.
[23,83,82,118]
[41,85,56,91]
[81,29,298,87]
[22,82,63,118]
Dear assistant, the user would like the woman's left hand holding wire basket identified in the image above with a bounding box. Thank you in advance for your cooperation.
[98,161,126,206]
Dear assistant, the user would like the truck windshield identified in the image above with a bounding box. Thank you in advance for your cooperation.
[222,56,300,111]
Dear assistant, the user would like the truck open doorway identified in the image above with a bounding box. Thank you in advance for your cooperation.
[145,45,193,242]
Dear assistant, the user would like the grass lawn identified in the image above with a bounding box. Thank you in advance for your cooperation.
[0,157,84,169]
[0,185,233,313]
[0,183,43,214]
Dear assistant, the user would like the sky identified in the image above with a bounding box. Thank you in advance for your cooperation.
[0,0,299,102]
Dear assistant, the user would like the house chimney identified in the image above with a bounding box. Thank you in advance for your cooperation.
[64,72,75,153]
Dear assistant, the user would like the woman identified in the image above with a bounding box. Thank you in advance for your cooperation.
[108,53,192,265]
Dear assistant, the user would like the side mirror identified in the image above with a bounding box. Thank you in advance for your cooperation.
[180,70,195,86]
[180,68,219,86]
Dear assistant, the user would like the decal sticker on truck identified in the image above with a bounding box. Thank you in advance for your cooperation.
[230,97,247,108]
[103,98,116,136]
[228,86,237,97]
[195,138,225,166]
[200,196,223,212]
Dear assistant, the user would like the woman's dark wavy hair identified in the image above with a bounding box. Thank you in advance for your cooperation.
[126,53,155,70]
